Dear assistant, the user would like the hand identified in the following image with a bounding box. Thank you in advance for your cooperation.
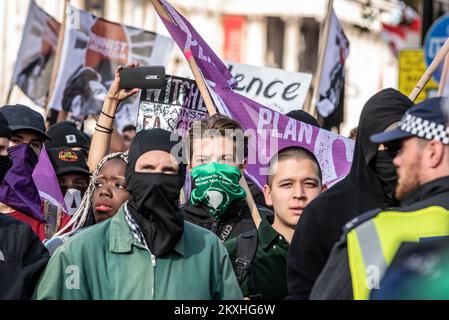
[107,62,140,103]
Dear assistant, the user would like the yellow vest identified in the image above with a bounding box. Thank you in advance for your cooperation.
[347,206,449,300]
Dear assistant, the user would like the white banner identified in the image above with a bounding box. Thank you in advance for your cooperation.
[227,61,312,114]
[317,9,349,118]
[48,5,174,133]
[12,1,60,107]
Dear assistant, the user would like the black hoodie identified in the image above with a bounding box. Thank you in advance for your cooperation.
[286,88,414,300]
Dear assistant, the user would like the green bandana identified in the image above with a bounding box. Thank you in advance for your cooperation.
[190,162,246,218]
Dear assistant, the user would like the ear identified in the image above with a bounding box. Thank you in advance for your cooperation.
[427,140,445,169]
[321,184,328,193]
[263,184,273,207]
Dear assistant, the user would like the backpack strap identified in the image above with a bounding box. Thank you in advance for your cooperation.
[235,229,259,293]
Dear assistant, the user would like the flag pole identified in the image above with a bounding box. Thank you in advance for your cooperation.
[309,0,334,117]
[438,52,449,96]
[409,37,449,101]
[47,0,70,125]
[151,0,262,228]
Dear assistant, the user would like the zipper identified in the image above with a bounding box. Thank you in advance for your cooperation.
[211,218,219,234]
[135,244,157,298]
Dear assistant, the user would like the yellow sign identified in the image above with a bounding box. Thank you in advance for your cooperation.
[399,49,438,103]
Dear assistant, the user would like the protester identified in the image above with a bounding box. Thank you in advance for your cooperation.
[286,88,414,300]
[47,147,91,216]
[45,152,128,255]
[122,124,136,150]
[0,113,49,300]
[310,97,449,300]
[184,114,273,243]
[35,129,242,299]
[0,105,71,241]
[225,146,326,299]
[45,121,90,157]
[0,104,51,156]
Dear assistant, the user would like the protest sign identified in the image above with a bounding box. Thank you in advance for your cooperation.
[11,0,60,107]
[227,61,312,113]
[137,75,209,135]
[48,4,174,132]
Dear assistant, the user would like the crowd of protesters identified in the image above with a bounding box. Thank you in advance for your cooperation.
[2,63,449,301]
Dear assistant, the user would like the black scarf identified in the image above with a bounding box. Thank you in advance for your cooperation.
[125,128,186,257]
[348,88,413,208]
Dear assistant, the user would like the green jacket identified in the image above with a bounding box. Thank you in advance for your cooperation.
[34,206,243,300]
[225,215,289,299]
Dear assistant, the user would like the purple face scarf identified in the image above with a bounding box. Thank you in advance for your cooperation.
[0,144,43,222]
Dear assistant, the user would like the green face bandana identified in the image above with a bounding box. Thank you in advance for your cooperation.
[190,162,246,218]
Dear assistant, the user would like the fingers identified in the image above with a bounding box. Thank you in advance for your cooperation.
[126,62,140,68]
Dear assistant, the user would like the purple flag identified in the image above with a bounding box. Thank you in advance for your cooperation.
[156,0,355,188]
[33,145,67,212]
[159,0,236,90]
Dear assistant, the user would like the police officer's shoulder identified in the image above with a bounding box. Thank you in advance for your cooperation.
[339,208,383,242]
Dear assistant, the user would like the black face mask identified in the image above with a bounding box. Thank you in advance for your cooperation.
[0,155,12,183]
[126,172,184,257]
[373,150,399,206]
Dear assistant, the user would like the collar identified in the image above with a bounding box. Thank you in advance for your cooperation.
[400,176,449,207]
[258,215,287,251]
[109,203,185,256]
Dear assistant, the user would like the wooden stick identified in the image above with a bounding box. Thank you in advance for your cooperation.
[309,0,334,116]
[47,0,69,116]
[4,84,13,106]
[152,0,262,228]
[410,37,449,101]
[438,51,449,96]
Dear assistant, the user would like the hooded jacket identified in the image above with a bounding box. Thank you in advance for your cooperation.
[286,88,414,300]
[0,214,49,300]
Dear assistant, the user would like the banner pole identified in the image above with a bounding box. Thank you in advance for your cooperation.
[4,84,13,105]
[309,0,334,117]
[47,0,70,124]
[151,0,262,228]
[438,51,449,96]
[409,37,449,101]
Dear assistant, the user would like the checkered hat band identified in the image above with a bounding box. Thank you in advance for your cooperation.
[399,114,449,145]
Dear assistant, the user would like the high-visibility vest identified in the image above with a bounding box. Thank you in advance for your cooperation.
[347,206,449,300]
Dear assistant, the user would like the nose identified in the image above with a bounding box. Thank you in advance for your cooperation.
[99,184,112,198]
[293,184,306,200]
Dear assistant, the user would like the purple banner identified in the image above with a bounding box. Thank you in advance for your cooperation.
[213,87,354,188]
[156,0,355,188]
[33,146,67,212]
[159,0,236,90]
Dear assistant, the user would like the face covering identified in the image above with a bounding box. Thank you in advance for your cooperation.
[190,162,246,218]
[62,187,86,216]
[373,150,399,206]
[125,128,186,257]
[0,144,43,222]
[0,154,12,182]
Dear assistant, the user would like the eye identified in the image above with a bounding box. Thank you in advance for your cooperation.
[280,183,292,188]
[115,183,126,189]
[305,182,318,188]
[94,181,104,188]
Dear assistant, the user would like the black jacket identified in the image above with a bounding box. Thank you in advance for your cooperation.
[310,176,449,300]
[0,214,49,300]
[183,200,273,243]
[286,89,414,300]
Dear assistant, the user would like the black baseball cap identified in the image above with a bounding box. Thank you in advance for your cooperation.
[45,121,90,152]
[370,97,449,145]
[286,110,321,128]
[0,112,12,139]
[47,147,90,177]
[0,104,51,141]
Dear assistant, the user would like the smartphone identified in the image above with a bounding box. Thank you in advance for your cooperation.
[119,66,166,89]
